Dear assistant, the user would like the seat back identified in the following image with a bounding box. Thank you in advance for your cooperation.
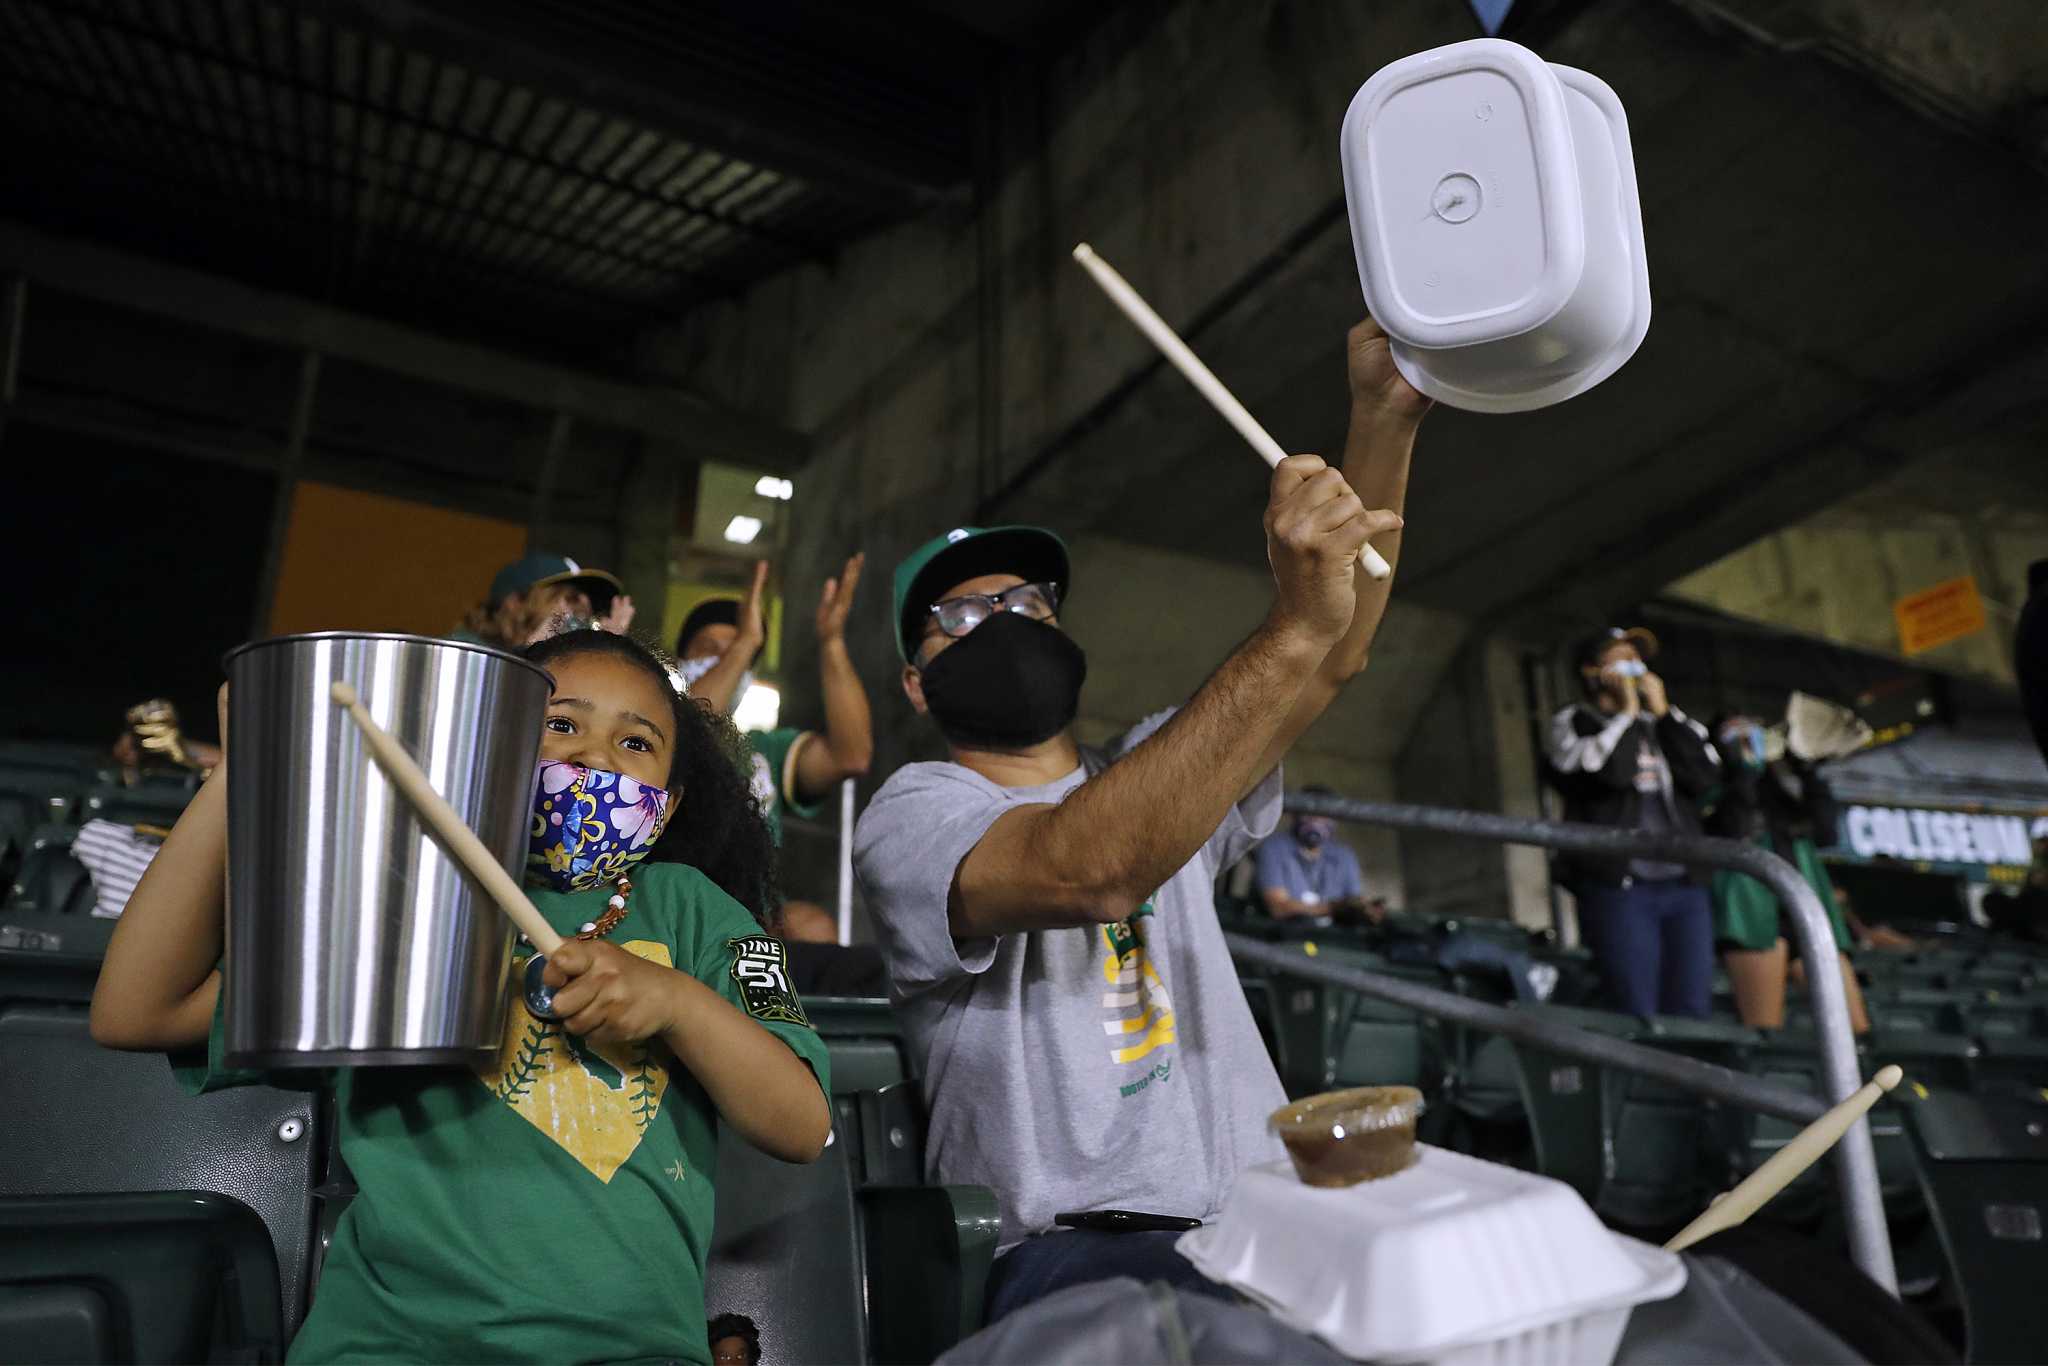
[705,1096,870,1366]
[0,1191,282,1363]
[807,996,914,1095]
[1903,1089,2048,1364]
[707,1075,1000,1366]
[0,1004,320,1332]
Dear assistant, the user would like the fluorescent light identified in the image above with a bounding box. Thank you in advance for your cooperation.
[723,514,763,544]
[733,682,781,733]
[754,475,794,501]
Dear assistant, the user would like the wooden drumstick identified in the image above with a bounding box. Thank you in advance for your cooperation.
[1071,242,1394,581]
[1664,1064,1903,1253]
[330,681,563,955]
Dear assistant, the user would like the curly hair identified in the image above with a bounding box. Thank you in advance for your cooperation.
[523,630,780,926]
[705,1313,760,1365]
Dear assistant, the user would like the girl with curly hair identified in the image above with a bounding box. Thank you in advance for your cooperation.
[91,629,829,1365]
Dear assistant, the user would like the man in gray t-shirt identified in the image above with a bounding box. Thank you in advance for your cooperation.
[854,320,1429,1321]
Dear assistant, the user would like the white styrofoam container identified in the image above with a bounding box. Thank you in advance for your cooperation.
[1178,1146,1685,1365]
[1340,39,1651,413]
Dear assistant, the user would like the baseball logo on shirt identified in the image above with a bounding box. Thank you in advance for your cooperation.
[1100,903,1176,1079]
[474,939,673,1183]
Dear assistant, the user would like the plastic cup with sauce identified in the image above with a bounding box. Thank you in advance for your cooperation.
[1270,1086,1424,1188]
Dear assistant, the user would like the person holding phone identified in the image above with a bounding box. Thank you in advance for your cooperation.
[1543,627,1721,1019]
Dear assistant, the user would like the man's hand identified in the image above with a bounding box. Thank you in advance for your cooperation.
[601,595,636,634]
[738,560,770,651]
[814,552,865,645]
[541,939,683,1045]
[1638,671,1670,718]
[1263,453,1402,645]
[1346,318,1433,423]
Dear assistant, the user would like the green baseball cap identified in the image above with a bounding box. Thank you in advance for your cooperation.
[488,552,623,612]
[892,525,1071,662]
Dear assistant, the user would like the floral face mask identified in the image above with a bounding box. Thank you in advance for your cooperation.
[526,759,671,892]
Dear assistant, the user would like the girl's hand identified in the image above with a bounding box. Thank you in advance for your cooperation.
[541,940,682,1044]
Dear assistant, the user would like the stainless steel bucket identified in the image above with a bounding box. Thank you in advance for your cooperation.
[222,632,551,1067]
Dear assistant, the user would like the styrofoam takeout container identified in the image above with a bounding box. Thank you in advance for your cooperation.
[1178,1145,1685,1365]
[1340,39,1650,413]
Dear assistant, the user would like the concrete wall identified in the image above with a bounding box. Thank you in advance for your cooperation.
[1668,448,2048,686]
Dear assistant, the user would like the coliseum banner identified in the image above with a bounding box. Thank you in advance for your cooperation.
[1836,803,2048,881]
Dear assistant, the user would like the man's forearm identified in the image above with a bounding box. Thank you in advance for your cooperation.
[1322,402,1419,677]
[691,639,759,714]
[1028,617,1330,919]
[817,639,873,775]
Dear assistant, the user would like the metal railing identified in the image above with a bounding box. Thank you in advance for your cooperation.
[1251,790,1895,1295]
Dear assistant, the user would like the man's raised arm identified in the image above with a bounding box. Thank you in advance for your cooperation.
[949,454,1400,939]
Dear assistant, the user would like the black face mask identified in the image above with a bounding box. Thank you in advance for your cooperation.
[917,611,1087,750]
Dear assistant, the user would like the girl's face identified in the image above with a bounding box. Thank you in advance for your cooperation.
[539,652,675,792]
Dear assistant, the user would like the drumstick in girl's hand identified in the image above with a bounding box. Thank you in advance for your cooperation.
[330,681,564,955]
[1071,242,1395,581]
[1664,1064,1903,1253]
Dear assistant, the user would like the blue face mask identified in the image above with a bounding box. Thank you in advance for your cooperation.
[527,760,671,892]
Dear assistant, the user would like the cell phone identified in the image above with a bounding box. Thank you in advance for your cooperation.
[1053,1209,1203,1234]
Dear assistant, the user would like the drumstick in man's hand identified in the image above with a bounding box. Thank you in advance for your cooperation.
[330,681,564,954]
[1071,242,1395,581]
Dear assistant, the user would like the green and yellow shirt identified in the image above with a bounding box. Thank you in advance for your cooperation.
[180,862,828,1365]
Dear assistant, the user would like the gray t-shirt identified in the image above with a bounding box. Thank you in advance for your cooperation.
[853,711,1287,1248]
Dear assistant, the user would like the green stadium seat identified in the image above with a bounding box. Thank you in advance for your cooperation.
[806,996,914,1094]
[1505,1003,1641,1204]
[0,1005,320,1332]
[6,825,94,917]
[1900,1088,2048,1365]
[80,779,199,829]
[707,1088,998,1366]
[1971,1036,2048,1099]
[0,1191,284,1363]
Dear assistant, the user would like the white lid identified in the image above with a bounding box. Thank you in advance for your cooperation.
[1342,38,1585,350]
[1178,1146,1685,1361]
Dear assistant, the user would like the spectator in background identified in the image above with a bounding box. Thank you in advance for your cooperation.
[452,552,635,649]
[1252,788,1380,926]
[1544,626,1720,1019]
[707,1314,761,1366]
[1702,713,1869,1033]
[675,554,873,848]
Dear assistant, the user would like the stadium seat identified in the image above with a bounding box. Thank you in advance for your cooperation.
[1902,1088,2048,1365]
[705,1088,998,1366]
[0,1190,283,1364]
[7,824,95,917]
[806,996,914,1094]
[0,1004,321,1335]
[1598,1015,1755,1231]
[1505,1003,1643,1205]
[80,779,199,830]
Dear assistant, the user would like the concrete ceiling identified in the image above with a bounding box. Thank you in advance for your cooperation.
[989,0,2048,638]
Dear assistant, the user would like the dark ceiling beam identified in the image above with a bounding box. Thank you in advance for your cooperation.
[0,219,809,472]
[295,0,975,209]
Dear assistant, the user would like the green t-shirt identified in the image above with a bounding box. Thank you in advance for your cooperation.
[743,727,823,847]
[181,863,829,1365]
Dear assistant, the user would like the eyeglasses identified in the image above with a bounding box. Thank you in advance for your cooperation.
[927,581,1061,640]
